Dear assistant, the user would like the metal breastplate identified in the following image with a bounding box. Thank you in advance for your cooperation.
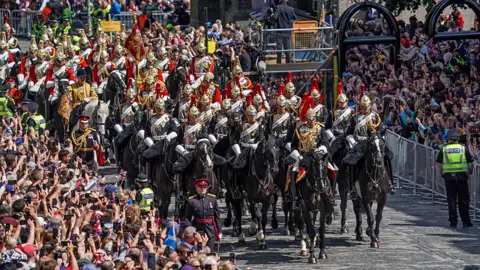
[271,113,290,138]
[113,57,126,70]
[184,124,201,149]
[151,114,169,140]
[200,110,214,124]
[354,113,378,140]
[121,104,135,125]
[35,62,48,78]
[314,104,325,123]
[214,114,229,138]
[158,58,170,72]
[240,122,260,145]
[333,109,349,134]
[53,65,67,78]
[297,123,321,153]
[142,67,158,80]
[179,100,189,123]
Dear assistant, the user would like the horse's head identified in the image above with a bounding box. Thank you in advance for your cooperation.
[196,138,214,170]
[107,70,127,95]
[311,151,328,188]
[134,109,147,130]
[92,100,110,136]
[367,131,385,167]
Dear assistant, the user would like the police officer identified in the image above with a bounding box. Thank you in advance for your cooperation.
[26,102,46,136]
[20,99,32,127]
[134,174,154,211]
[435,129,474,228]
[185,178,222,250]
[0,85,16,120]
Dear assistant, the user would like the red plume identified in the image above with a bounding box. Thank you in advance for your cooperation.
[359,83,366,99]
[127,78,134,89]
[186,75,191,85]
[252,83,264,104]
[246,93,253,106]
[337,82,343,96]
[309,78,319,94]
[277,84,285,98]
[287,72,293,83]
[189,95,198,111]
[5,15,12,35]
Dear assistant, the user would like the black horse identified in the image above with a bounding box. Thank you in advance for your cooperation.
[120,109,147,188]
[293,151,333,263]
[355,131,391,248]
[165,59,187,101]
[232,139,276,249]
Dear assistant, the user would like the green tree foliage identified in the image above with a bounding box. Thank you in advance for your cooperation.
[376,0,435,16]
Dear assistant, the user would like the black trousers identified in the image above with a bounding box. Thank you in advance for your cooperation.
[444,173,471,224]
[276,34,292,64]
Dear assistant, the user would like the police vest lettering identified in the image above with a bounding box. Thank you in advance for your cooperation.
[355,112,376,131]
[139,188,154,210]
[184,123,202,138]
[272,112,290,129]
[0,97,13,117]
[442,144,469,174]
[215,117,228,130]
[241,122,259,138]
[333,107,352,127]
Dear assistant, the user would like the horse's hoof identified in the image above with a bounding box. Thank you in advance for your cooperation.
[284,229,290,236]
[248,227,257,236]
[105,159,111,166]
[318,252,327,260]
[223,217,232,228]
[366,228,372,237]
[340,226,349,234]
[300,250,308,256]
[308,257,317,264]
[370,242,379,248]
[355,235,365,241]
[238,239,247,246]
[326,214,333,225]
[271,219,279,229]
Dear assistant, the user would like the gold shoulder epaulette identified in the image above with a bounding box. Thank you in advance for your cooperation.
[188,195,196,200]
[207,193,216,198]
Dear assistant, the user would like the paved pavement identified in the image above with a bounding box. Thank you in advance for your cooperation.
[97,167,480,269]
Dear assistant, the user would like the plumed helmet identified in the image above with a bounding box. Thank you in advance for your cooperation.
[337,93,348,103]
[115,44,124,55]
[55,44,66,62]
[146,52,156,62]
[189,105,200,117]
[100,49,109,62]
[276,95,287,107]
[196,42,206,54]
[253,94,263,106]
[305,108,316,120]
[205,72,214,82]
[285,82,295,93]
[157,46,167,57]
[0,32,7,50]
[29,36,38,54]
[232,85,241,97]
[233,56,242,75]
[2,16,11,33]
[145,75,156,85]
[247,105,257,116]
[222,98,232,110]
[360,95,371,108]
[183,84,193,96]
[155,98,165,111]
[38,49,48,59]
[79,29,89,48]
[309,78,321,100]
[200,94,211,106]
[126,88,136,98]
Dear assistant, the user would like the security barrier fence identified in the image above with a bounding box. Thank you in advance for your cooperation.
[385,130,480,221]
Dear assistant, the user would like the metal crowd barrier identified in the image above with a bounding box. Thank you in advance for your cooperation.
[386,130,480,221]
[9,10,38,37]
[0,9,12,32]
[151,11,172,26]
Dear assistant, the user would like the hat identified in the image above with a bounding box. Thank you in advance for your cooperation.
[79,115,90,123]
[21,99,32,104]
[21,244,38,256]
[77,68,87,76]
[2,217,18,226]
[27,102,39,111]
[447,129,461,139]
[5,185,14,193]
[63,16,69,21]
[5,76,15,83]
[135,174,148,183]
[194,178,209,187]
[104,184,119,195]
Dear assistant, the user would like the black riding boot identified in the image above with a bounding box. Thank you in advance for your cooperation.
[385,158,396,195]
[349,166,357,200]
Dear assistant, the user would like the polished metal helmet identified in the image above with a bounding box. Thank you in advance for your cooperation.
[276,95,287,107]
[126,88,136,99]
[183,84,193,96]
[146,52,156,62]
[246,105,257,120]
[305,108,316,120]
[311,89,321,100]
[2,20,11,34]
[222,98,232,110]
[29,36,38,55]
[205,72,214,82]
[55,44,66,63]
[253,94,263,106]
[0,32,8,50]
[189,105,200,117]
[145,75,156,85]
[360,95,371,108]
[233,58,243,75]
[285,82,295,93]
[196,42,206,54]
[232,85,241,97]
[200,94,211,106]
[337,93,348,103]
[100,49,109,62]
[155,98,165,111]
[115,44,124,55]
[157,47,167,57]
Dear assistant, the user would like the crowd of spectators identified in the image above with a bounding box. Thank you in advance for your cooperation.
[343,9,480,159]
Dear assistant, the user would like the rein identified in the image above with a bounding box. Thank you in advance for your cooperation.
[364,136,386,187]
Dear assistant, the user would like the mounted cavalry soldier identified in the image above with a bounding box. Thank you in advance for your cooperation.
[343,94,395,199]
[137,75,158,109]
[71,115,105,172]
[309,78,328,124]
[2,16,20,56]
[112,37,128,76]
[199,94,215,126]
[92,45,115,95]
[224,83,246,114]
[196,72,222,109]
[139,51,161,82]
[287,95,330,203]
[285,72,301,114]
[0,32,16,84]
[142,98,179,182]
[268,84,295,140]
[178,78,194,125]
[46,44,75,117]
[209,98,236,141]
[179,96,207,152]
[17,36,39,91]
[66,68,98,129]
[156,46,175,82]
[79,30,93,65]
[114,88,142,172]
[225,58,253,97]
[190,43,215,79]
[249,84,268,124]
[23,40,50,97]
[326,88,352,136]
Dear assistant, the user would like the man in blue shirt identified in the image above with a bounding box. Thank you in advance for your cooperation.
[110,0,121,19]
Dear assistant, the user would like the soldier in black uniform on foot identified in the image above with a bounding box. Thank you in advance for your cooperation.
[185,178,222,250]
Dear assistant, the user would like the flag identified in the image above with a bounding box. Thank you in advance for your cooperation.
[124,24,147,62]
[163,225,176,250]
[93,219,102,236]
[179,240,193,251]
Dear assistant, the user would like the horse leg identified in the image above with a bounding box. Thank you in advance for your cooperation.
[353,199,364,241]
[295,207,308,256]
[258,200,269,249]
[233,197,246,244]
[340,187,349,234]
[281,192,291,235]
[305,208,317,264]
[248,202,258,236]
[271,188,279,230]
[374,195,387,246]
[362,199,378,248]
[223,190,233,228]
[318,204,327,259]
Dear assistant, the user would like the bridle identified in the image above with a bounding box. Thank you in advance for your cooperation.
[365,133,386,187]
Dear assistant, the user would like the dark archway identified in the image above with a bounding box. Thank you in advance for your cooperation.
[336,1,400,74]
[425,0,480,41]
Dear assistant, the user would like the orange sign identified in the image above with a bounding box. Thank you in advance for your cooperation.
[100,21,121,32]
